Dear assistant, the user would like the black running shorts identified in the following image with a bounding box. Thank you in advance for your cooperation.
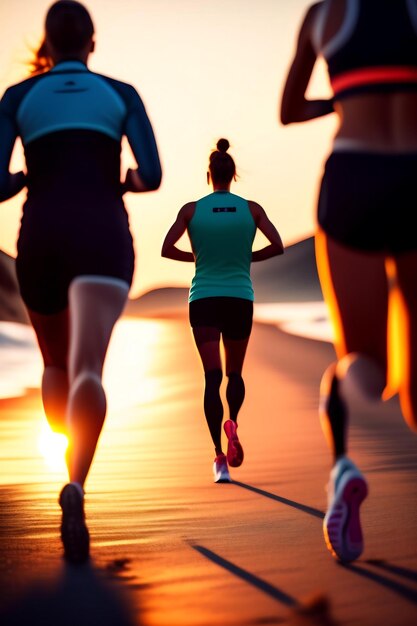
[189,296,253,340]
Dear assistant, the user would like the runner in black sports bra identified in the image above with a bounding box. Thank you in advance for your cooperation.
[0,0,162,564]
[280,0,417,564]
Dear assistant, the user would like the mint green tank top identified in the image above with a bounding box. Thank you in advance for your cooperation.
[188,191,256,303]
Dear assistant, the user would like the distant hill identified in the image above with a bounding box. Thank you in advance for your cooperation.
[251,235,323,302]
[125,236,322,318]
[0,250,29,324]
[124,286,189,318]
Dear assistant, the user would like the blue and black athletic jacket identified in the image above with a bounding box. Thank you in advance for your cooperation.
[0,60,162,201]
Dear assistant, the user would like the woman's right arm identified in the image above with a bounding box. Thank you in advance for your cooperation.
[280,1,334,125]
[0,89,26,202]
[250,201,284,262]
[161,202,196,262]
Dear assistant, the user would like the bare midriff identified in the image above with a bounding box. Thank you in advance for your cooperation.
[333,92,417,152]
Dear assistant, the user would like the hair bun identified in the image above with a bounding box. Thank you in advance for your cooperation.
[216,138,229,153]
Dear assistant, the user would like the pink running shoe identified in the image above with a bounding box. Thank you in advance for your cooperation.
[213,453,231,483]
[323,457,368,563]
[223,420,244,467]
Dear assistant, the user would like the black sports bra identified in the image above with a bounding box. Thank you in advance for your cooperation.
[313,0,417,99]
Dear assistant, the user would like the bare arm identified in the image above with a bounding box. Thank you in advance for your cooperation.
[250,201,284,262]
[280,2,334,125]
[161,202,196,262]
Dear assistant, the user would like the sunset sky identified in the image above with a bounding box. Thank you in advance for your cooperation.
[0,0,337,297]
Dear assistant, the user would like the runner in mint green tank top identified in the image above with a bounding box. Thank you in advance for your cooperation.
[162,138,284,483]
[188,191,256,302]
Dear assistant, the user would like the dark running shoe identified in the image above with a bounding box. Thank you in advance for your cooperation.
[59,483,90,564]
[224,419,244,467]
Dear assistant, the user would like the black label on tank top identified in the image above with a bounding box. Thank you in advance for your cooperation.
[213,207,236,213]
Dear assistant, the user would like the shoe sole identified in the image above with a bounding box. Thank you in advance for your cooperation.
[214,474,231,483]
[213,465,231,483]
[323,471,368,563]
[224,421,244,468]
[227,438,244,467]
[59,486,90,564]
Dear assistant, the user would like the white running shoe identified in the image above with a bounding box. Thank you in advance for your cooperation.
[323,456,368,563]
[213,453,231,483]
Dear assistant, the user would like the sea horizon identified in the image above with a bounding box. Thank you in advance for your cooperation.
[0,301,332,401]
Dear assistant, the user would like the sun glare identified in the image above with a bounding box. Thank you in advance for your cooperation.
[38,421,68,472]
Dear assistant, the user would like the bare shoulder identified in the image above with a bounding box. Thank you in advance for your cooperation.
[299,1,323,37]
[307,1,325,20]
[247,200,266,221]
[179,201,197,222]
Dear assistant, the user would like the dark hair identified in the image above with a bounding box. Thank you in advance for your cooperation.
[208,138,236,186]
[29,1,94,75]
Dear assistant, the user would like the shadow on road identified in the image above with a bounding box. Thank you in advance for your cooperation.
[232,481,325,519]
[192,544,338,625]
[341,561,417,605]
[0,559,139,626]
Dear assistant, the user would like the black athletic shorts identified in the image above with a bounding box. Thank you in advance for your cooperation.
[16,198,134,315]
[318,151,417,253]
[189,296,253,340]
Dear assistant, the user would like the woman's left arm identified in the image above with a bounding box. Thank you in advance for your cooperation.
[161,202,195,262]
[122,87,162,193]
[0,89,26,202]
[280,1,334,125]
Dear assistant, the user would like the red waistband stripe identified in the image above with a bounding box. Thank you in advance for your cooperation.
[331,66,417,95]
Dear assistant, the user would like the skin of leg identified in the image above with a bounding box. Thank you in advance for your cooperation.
[67,277,129,487]
[392,250,417,431]
[192,326,224,454]
[223,335,250,422]
[28,308,70,435]
[192,326,222,372]
[315,230,389,460]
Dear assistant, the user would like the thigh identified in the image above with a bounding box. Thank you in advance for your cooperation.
[221,298,253,341]
[192,327,222,372]
[221,298,253,374]
[16,248,70,315]
[224,337,251,376]
[68,276,129,380]
[315,229,389,368]
[28,308,69,368]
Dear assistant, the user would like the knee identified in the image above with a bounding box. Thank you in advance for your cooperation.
[337,353,386,401]
[70,371,103,397]
[70,354,102,385]
[227,371,244,389]
[227,371,243,382]
[205,368,223,389]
